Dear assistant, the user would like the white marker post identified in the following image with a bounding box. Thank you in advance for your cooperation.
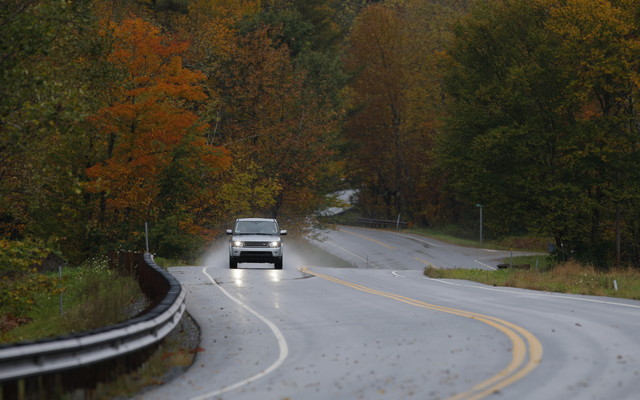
[145,222,149,253]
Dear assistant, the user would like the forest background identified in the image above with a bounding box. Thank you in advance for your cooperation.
[3,0,640,275]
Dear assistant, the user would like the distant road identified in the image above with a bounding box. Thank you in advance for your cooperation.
[137,227,640,400]
[309,226,540,270]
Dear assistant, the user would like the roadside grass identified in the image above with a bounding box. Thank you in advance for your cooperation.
[153,254,205,268]
[406,228,640,300]
[329,223,640,300]
[153,256,188,268]
[1,257,146,343]
[425,261,640,300]
[406,226,549,252]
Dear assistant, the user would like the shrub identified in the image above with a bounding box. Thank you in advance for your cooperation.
[0,239,61,332]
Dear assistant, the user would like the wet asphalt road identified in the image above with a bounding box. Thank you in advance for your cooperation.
[136,227,640,400]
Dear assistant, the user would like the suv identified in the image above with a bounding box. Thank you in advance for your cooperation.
[226,218,287,269]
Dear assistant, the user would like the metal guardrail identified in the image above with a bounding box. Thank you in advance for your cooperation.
[354,217,408,229]
[0,253,185,398]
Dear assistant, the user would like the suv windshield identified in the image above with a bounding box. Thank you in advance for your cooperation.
[234,220,278,235]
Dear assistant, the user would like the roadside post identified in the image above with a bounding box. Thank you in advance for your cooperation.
[476,204,484,243]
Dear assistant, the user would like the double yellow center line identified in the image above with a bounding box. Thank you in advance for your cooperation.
[299,267,543,400]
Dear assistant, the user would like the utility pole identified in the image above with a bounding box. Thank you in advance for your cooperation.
[476,204,483,243]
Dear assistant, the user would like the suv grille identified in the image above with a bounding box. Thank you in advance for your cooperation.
[244,241,271,248]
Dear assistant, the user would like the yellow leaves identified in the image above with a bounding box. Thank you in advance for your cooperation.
[541,0,637,58]
[537,0,640,114]
[541,0,631,38]
[166,55,183,76]
[188,0,260,20]
[218,161,282,217]
[175,0,260,61]
[209,20,338,218]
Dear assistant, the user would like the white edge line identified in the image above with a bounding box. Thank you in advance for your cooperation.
[192,267,289,400]
[391,270,406,278]
[474,258,497,270]
[425,276,640,309]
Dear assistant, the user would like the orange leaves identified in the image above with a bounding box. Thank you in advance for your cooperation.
[108,18,187,67]
[87,17,230,230]
[105,18,206,104]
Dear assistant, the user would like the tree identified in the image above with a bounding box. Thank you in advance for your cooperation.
[176,0,260,63]
[344,1,454,224]
[440,0,559,232]
[208,23,342,220]
[345,4,406,219]
[440,0,640,266]
[0,0,115,261]
[540,0,640,265]
[86,17,230,255]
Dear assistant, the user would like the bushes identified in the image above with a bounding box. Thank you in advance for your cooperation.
[0,240,61,332]
[58,257,146,334]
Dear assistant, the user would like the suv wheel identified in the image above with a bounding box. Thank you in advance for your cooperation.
[230,257,238,269]
[274,259,283,269]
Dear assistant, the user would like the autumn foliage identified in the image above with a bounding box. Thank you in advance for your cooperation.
[213,26,339,218]
[344,1,452,225]
[86,17,230,249]
[6,0,640,293]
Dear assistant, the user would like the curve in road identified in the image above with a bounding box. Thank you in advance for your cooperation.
[300,266,543,400]
[136,227,640,400]
[189,266,290,400]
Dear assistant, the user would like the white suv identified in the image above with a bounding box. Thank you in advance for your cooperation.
[226,218,287,269]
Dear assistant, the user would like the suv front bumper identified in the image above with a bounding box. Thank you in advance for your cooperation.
[230,247,283,262]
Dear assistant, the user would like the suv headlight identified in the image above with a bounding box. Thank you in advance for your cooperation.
[269,241,281,248]
[232,240,244,247]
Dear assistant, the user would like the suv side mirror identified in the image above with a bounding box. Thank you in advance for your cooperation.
[280,230,288,235]
[226,229,232,235]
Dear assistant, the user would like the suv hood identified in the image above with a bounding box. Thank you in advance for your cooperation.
[231,234,281,241]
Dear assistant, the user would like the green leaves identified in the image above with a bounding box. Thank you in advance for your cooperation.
[0,0,103,260]
[438,0,640,266]
[0,239,59,319]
